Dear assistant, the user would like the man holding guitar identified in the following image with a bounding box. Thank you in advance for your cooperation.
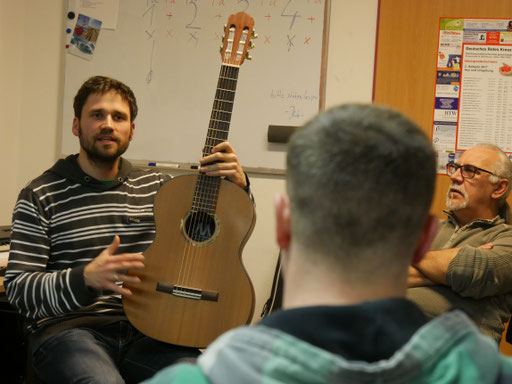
[145,104,512,383]
[4,75,251,383]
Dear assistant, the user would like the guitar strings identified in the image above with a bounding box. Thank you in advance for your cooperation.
[177,68,223,287]
[183,63,235,286]
[179,23,244,290]
[177,63,239,289]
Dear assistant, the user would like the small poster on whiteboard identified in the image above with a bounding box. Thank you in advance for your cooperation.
[67,14,102,61]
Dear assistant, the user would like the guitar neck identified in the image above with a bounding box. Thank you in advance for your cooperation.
[193,64,240,214]
[204,64,240,157]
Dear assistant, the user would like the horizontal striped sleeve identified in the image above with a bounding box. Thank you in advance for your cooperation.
[5,165,173,330]
[5,187,96,319]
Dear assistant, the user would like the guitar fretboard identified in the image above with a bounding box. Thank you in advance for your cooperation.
[192,64,240,214]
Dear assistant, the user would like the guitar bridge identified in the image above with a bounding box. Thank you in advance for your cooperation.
[156,282,219,302]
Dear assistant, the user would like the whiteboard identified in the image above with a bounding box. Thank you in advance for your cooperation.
[62,0,329,172]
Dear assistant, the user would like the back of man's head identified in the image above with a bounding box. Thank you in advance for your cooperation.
[286,104,436,280]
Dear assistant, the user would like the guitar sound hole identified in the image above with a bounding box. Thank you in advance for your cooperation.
[184,211,216,242]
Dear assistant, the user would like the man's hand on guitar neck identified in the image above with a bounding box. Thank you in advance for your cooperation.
[84,235,145,296]
[199,141,248,189]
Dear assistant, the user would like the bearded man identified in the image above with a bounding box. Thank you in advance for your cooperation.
[408,144,512,342]
[4,76,251,383]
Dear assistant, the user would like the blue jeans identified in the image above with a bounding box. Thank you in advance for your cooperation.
[32,321,200,384]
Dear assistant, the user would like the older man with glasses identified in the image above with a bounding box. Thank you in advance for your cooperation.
[408,143,512,342]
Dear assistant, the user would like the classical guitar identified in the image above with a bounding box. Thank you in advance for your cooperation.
[123,12,257,348]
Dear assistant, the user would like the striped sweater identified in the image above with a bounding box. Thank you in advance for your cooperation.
[4,155,171,338]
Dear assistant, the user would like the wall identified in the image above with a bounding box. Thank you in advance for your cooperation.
[0,0,65,222]
[0,1,25,223]
[0,0,379,321]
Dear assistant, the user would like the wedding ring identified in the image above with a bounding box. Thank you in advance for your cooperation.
[113,273,119,282]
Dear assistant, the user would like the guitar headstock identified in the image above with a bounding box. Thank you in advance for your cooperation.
[221,12,256,67]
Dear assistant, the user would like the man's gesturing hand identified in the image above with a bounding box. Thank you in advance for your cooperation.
[83,235,145,296]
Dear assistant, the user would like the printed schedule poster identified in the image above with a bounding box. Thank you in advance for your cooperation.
[432,18,512,174]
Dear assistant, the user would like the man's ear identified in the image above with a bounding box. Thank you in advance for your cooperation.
[412,215,438,265]
[274,193,291,250]
[129,123,135,141]
[72,117,80,137]
[491,179,509,201]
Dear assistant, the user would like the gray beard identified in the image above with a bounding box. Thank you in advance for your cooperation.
[446,185,469,211]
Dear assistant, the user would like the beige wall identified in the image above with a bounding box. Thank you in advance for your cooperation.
[0,1,65,222]
[1,1,26,222]
[0,0,378,320]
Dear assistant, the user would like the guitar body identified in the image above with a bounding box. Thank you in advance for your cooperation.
[124,11,257,348]
[123,175,255,348]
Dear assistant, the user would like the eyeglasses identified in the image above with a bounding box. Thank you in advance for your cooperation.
[446,163,498,179]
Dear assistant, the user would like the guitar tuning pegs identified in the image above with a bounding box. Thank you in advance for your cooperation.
[245,52,252,60]
[219,46,223,54]
[251,30,258,39]
[247,41,255,50]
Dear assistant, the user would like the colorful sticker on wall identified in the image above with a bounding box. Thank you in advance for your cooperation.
[67,14,102,61]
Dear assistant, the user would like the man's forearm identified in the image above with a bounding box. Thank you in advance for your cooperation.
[414,248,460,285]
[408,266,437,287]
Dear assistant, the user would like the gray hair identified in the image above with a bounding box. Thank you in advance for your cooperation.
[474,143,512,204]
[286,104,436,278]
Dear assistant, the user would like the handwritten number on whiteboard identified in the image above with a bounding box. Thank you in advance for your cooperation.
[143,1,158,26]
[143,1,159,85]
[281,0,301,30]
[185,0,201,30]
[147,39,155,84]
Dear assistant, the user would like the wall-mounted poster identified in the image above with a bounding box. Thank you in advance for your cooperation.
[432,18,512,173]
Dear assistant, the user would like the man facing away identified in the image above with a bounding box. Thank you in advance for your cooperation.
[408,144,512,342]
[144,104,512,384]
[4,76,250,383]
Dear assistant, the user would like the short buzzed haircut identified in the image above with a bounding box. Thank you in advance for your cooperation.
[286,104,436,279]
